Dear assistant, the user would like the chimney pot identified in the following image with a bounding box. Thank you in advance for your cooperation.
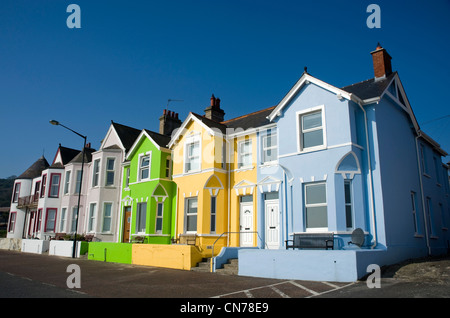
[159,108,182,136]
[370,44,392,79]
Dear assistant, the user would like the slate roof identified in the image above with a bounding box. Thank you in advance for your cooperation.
[188,106,276,135]
[222,106,276,130]
[111,121,142,152]
[17,156,50,179]
[143,129,172,148]
[341,71,397,101]
[68,146,96,164]
[50,145,80,168]
[191,113,227,134]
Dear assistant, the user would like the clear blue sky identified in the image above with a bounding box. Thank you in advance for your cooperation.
[1,0,449,178]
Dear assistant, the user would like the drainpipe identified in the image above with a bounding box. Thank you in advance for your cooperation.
[357,101,377,249]
[225,137,231,247]
[278,164,294,247]
[415,135,431,255]
[174,186,179,243]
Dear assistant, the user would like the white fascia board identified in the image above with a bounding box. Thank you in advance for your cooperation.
[143,130,164,152]
[168,113,218,149]
[125,129,146,160]
[268,73,353,122]
[419,131,448,156]
[100,123,126,152]
[226,122,277,138]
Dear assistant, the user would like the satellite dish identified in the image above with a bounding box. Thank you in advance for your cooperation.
[348,228,365,247]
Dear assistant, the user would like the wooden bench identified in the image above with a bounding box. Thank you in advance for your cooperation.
[286,233,334,250]
[130,235,146,244]
[179,234,197,245]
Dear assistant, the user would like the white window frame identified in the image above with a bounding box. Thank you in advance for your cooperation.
[184,135,201,173]
[105,158,115,186]
[344,180,353,230]
[74,170,82,194]
[411,191,420,235]
[210,196,217,234]
[304,182,328,232]
[64,170,71,195]
[12,182,20,203]
[238,138,252,169]
[60,207,67,232]
[165,156,171,178]
[71,207,78,233]
[296,105,326,153]
[426,197,435,237]
[155,202,164,234]
[125,167,130,188]
[87,202,97,233]
[102,202,113,233]
[185,197,198,233]
[138,152,151,182]
[92,159,100,187]
[136,202,147,234]
[262,129,278,164]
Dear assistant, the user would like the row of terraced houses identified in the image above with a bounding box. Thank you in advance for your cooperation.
[5,45,450,282]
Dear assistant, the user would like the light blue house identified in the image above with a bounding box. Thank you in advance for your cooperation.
[240,45,450,281]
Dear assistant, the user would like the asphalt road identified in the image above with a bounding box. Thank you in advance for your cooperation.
[0,249,449,303]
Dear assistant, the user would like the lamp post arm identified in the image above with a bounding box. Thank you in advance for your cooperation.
[58,123,87,139]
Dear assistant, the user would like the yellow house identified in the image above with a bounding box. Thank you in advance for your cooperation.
[169,105,229,257]
[169,95,275,260]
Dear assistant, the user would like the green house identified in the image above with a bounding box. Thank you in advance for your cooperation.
[119,128,176,245]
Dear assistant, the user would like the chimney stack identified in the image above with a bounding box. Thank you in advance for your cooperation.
[204,94,225,122]
[159,109,182,136]
[370,43,392,80]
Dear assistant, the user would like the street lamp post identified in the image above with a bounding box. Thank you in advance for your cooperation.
[50,120,86,258]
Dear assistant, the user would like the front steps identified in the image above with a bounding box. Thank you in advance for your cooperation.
[191,258,238,275]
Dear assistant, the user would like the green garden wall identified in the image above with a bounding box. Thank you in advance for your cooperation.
[88,242,132,264]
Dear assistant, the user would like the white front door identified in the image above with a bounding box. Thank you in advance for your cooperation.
[265,200,280,249]
[240,202,254,247]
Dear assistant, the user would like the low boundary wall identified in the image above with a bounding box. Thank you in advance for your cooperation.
[49,240,88,258]
[88,242,132,264]
[238,247,430,282]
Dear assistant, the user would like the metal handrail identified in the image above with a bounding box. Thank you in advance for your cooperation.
[210,231,267,272]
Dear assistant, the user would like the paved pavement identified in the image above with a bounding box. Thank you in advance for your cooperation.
[0,250,352,299]
[0,249,449,301]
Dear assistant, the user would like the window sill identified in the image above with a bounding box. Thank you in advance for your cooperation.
[298,145,327,154]
[235,166,254,173]
[260,161,278,167]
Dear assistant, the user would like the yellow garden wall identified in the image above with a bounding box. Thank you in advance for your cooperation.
[132,244,204,270]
